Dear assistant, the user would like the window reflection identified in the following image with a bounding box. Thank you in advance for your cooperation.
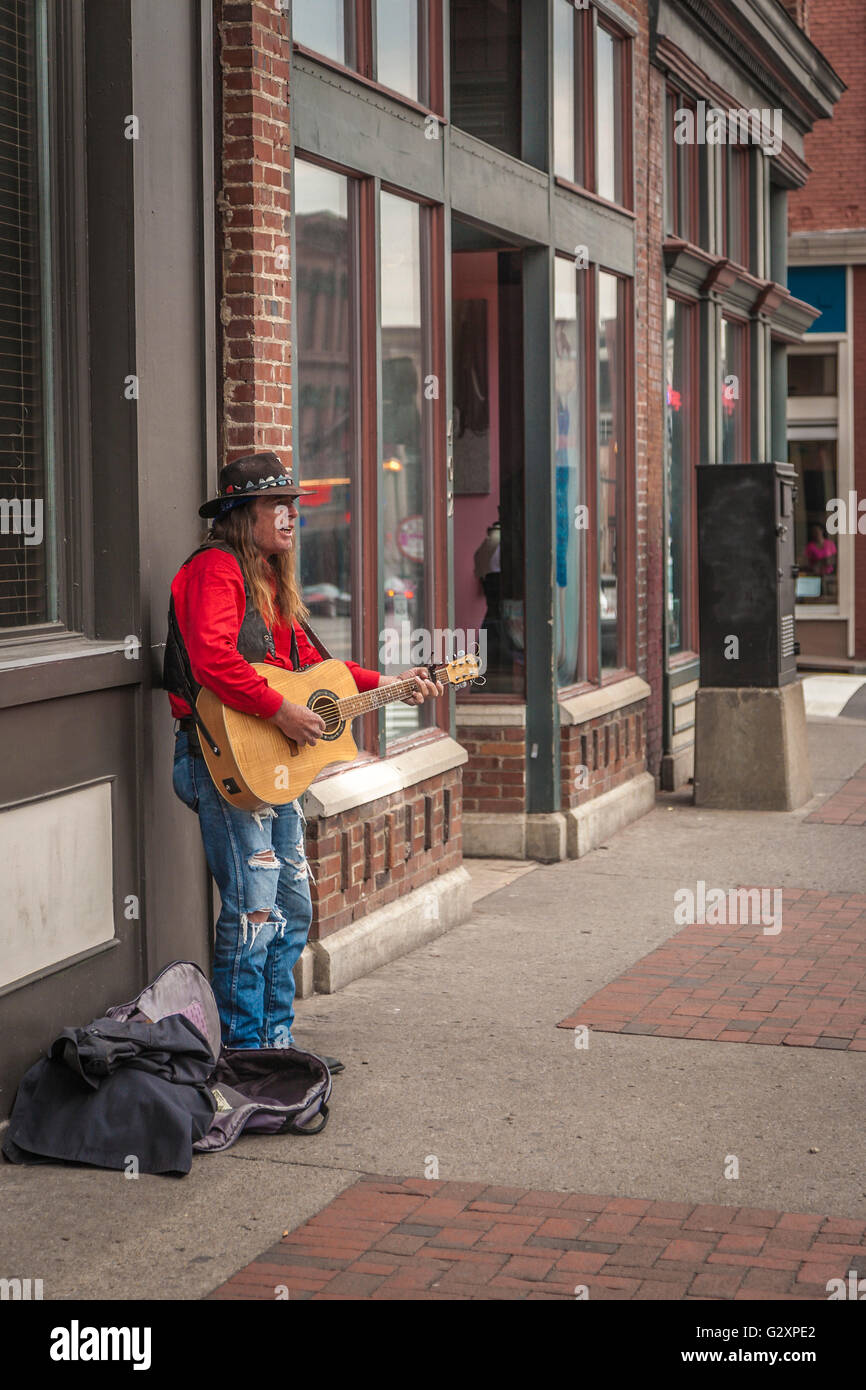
[595,26,617,203]
[376,0,420,102]
[554,257,586,686]
[293,0,348,67]
[380,193,429,743]
[721,317,746,464]
[450,0,522,158]
[553,0,575,183]
[295,162,355,664]
[598,271,625,673]
[664,297,690,654]
[791,439,839,605]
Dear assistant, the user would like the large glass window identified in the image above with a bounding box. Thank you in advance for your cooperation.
[724,146,750,269]
[380,191,433,744]
[666,89,700,245]
[788,348,841,607]
[553,0,580,185]
[294,164,443,753]
[293,2,432,107]
[293,0,352,68]
[452,241,525,700]
[664,297,696,655]
[790,437,839,606]
[721,317,748,464]
[554,256,586,686]
[595,25,621,205]
[376,0,421,103]
[450,0,521,158]
[553,4,631,209]
[0,0,54,631]
[294,161,357,664]
[598,271,628,673]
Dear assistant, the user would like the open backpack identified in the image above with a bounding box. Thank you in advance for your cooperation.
[2,961,331,1176]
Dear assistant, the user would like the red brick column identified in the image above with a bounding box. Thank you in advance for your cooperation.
[216,0,293,462]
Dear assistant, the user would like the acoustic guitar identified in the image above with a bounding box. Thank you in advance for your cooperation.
[196,654,481,811]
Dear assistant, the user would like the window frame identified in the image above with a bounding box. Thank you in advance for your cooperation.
[723,144,751,270]
[0,0,91,646]
[787,335,849,623]
[664,293,700,661]
[553,254,636,697]
[666,86,701,246]
[291,0,444,119]
[720,313,751,464]
[292,154,447,757]
[553,0,633,213]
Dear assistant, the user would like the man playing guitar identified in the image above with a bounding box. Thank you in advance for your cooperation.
[165,452,441,1069]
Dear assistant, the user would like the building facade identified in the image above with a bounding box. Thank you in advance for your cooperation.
[0,0,841,1109]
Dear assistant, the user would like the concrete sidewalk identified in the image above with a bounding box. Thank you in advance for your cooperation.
[1,717,864,1301]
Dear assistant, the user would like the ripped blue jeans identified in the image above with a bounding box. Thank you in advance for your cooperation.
[172,730,313,1049]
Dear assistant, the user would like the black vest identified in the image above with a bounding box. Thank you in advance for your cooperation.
[162,540,299,711]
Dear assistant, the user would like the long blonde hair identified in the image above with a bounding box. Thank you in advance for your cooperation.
[207,504,308,631]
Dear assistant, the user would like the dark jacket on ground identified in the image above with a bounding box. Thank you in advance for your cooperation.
[2,1015,216,1176]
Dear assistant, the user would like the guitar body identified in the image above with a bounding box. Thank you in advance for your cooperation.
[196,660,360,811]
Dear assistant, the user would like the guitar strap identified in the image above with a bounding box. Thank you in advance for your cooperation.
[298,618,333,664]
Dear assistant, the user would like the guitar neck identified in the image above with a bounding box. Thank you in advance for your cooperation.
[337,669,444,721]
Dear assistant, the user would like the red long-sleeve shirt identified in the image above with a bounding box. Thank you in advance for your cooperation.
[168,547,380,720]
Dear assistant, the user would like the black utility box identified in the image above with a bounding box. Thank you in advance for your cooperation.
[697,461,798,688]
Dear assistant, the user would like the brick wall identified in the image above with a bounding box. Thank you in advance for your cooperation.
[624,1,665,779]
[216,0,293,458]
[305,768,464,939]
[789,0,865,233]
[560,702,648,810]
[456,721,527,815]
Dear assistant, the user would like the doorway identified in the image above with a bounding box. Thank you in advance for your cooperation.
[452,221,525,696]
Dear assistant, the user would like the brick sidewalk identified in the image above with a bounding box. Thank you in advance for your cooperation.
[205,1176,866,1301]
[557,889,866,1050]
[806,762,866,825]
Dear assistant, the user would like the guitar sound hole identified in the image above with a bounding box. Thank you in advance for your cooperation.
[309,694,342,737]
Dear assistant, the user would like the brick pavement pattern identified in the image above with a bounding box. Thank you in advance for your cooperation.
[806,763,866,825]
[206,1176,866,1300]
[557,889,866,1050]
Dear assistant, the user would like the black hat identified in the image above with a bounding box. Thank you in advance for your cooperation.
[199,452,317,518]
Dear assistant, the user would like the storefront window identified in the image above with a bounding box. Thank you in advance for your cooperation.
[721,317,748,464]
[598,271,627,673]
[294,161,357,664]
[664,297,695,655]
[790,438,839,605]
[554,257,586,686]
[380,192,432,743]
[452,243,525,700]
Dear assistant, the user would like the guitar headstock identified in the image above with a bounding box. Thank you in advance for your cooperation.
[437,653,482,688]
